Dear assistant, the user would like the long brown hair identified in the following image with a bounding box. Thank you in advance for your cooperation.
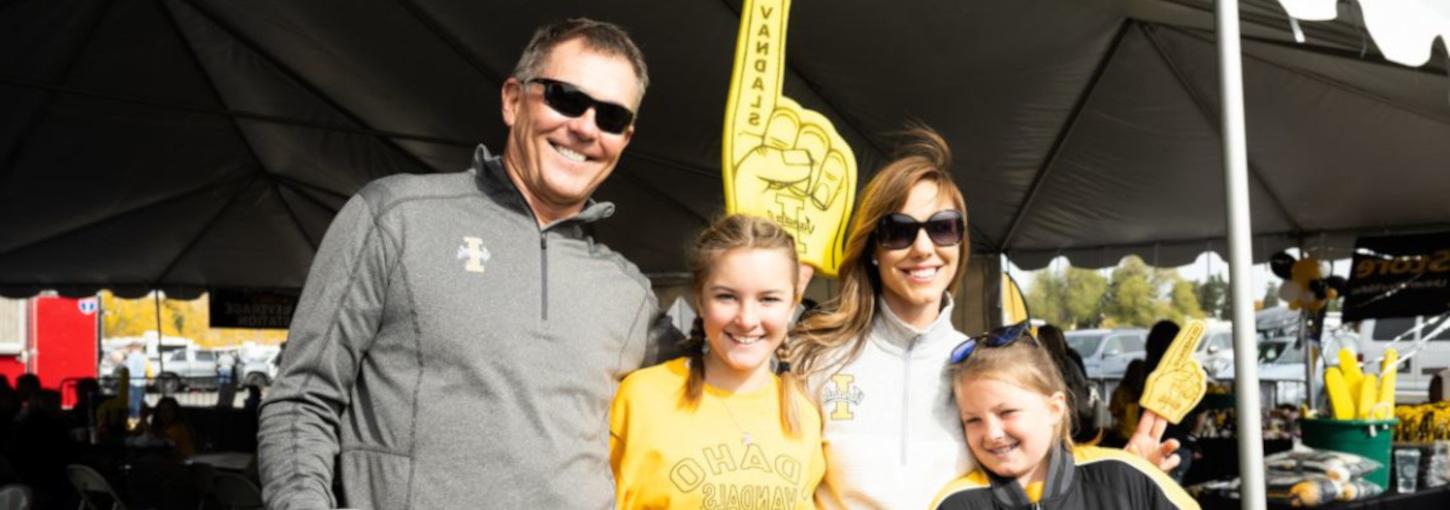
[789,126,969,380]
[679,215,804,436]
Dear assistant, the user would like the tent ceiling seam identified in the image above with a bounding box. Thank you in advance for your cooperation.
[0,0,115,185]
[0,77,480,147]
[613,166,711,227]
[716,0,890,161]
[181,0,443,174]
[999,19,1133,253]
[268,173,350,203]
[0,172,252,257]
[158,0,319,254]
[270,178,320,252]
[622,149,720,181]
[1171,27,1450,127]
[393,0,505,85]
[153,172,267,284]
[1139,23,1304,234]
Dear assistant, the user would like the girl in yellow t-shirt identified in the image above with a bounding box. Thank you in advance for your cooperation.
[610,215,825,509]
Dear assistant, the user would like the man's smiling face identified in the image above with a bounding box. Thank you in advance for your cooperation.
[501,37,639,224]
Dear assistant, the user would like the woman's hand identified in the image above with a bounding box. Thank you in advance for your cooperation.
[1125,410,1181,473]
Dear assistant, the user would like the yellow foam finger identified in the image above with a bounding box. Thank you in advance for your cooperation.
[1338,348,1363,393]
[1324,367,1354,420]
[723,0,788,166]
[720,0,857,277]
[1139,320,1208,424]
[1355,374,1377,420]
[1375,349,1398,419]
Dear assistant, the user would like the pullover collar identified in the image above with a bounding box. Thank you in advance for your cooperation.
[471,144,616,231]
[985,444,1076,508]
[870,293,960,357]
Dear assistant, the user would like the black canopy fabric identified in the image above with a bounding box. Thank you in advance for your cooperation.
[3,0,1448,297]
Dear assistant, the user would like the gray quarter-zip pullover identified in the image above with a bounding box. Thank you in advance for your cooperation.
[258,145,673,509]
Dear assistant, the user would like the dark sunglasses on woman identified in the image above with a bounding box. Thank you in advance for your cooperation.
[875,210,965,250]
[527,77,636,134]
[949,320,1035,364]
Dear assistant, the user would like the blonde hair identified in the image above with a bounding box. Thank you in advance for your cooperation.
[789,125,969,379]
[949,336,1075,446]
[680,214,803,436]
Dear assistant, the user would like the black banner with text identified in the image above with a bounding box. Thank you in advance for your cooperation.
[209,289,299,329]
[1343,232,1450,321]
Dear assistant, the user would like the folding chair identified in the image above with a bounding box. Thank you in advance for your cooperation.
[210,474,261,510]
[188,463,216,510]
[0,484,31,510]
[66,465,126,510]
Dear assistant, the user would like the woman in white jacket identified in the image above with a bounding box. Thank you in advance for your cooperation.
[788,126,973,510]
[787,126,1181,509]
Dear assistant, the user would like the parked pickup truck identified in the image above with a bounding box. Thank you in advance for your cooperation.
[155,347,220,393]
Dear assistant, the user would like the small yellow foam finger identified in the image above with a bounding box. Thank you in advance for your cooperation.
[1140,320,1208,424]
[724,0,790,166]
[1164,320,1207,367]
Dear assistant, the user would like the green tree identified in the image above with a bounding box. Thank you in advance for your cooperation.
[1025,266,1108,329]
[1026,269,1069,327]
[1168,277,1205,323]
[1063,267,1108,328]
[1196,274,1229,319]
[1103,256,1171,327]
[1261,282,1281,309]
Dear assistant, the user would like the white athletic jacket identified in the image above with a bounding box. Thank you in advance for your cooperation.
[810,296,975,510]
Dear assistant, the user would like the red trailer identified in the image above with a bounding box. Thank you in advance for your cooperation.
[0,296,100,406]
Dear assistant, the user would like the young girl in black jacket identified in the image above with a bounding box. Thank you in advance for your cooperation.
[930,323,1199,510]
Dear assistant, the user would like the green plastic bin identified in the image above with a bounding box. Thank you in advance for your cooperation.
[1299,418,1397,488]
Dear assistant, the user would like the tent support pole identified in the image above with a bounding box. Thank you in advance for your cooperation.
[1216,2,1267,509]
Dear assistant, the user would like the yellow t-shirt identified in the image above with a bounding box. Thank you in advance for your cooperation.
[610,358,825,509]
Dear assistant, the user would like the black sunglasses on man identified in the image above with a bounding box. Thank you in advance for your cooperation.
[528,77,636,135]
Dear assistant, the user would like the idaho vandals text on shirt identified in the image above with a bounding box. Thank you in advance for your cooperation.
[667,442,812,509]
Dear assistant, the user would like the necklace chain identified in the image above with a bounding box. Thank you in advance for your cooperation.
[718,397,753,445]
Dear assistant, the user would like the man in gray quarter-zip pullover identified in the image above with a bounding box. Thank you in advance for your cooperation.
[257,19,676,509]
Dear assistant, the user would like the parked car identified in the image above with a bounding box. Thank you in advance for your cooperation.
[155,347,221,392]
[1355,315,1450,403]
[1066,328,1147,380]
[1246,336,1312,407]
[239,348,280,388]
[1194,325,1236,381]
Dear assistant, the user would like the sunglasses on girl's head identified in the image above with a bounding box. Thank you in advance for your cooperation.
[949,321,1034,364]
[528,77,636,134]
[874,210,964,250]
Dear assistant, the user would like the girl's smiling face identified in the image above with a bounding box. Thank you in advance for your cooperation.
[954,377,1066,488]
[699,247,797,385]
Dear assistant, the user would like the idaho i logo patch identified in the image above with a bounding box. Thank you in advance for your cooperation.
[456,237,491,274]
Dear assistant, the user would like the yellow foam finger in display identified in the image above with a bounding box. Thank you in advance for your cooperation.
[722,0,857,277]
[1355,374,1377,420]
[1139,320,1208,424]
[1375,349,1398,420]
[1324,367,1354,420]
[1337,348,1364,402]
